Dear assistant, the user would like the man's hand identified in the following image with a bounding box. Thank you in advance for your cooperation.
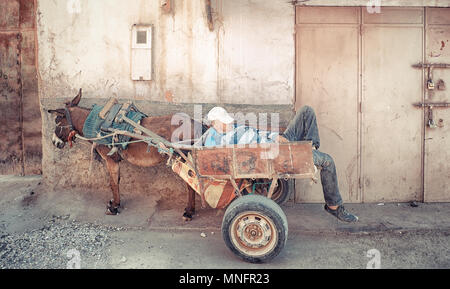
[276,135,289,143]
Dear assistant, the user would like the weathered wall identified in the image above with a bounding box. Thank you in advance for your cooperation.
[37,0,294,104]
[37,0,295,203]
[217,0,294,104]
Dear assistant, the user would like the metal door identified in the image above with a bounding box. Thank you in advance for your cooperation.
[361,8,424,202]
[295,7,360,203]
[0,0,40,175]
[423,8,450,202]
[0,32,23,175]
[295,7,426,203]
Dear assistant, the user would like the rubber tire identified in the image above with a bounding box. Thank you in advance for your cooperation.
[221,194,288,263]
[251,179,291,205]
[271,179,291,205]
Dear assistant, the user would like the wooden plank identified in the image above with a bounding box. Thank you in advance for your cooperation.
[234,146,271,178]
[193,142,315,179]
[194,147,233,177]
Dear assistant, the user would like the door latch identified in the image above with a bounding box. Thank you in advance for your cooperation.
[413,102,450,128]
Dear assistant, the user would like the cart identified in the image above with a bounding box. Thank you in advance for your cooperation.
[174,142,316,263]
[82,105,316,263]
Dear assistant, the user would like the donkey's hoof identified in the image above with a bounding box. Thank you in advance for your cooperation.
[106,202,120,215]
[106,207,119,215]
[182,210,194,221]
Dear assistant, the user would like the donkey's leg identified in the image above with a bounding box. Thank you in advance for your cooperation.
[183,185,196,221]
[96,147,121,215]
[105,157,121,215]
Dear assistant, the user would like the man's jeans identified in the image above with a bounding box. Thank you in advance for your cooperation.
[282,106,343,207]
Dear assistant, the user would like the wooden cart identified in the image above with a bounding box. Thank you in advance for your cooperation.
[170,142,315,263]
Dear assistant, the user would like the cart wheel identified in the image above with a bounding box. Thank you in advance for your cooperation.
[253,179,291,205]
[221,195,288,263]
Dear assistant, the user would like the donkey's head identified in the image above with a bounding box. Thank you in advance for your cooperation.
[48,89,82,149]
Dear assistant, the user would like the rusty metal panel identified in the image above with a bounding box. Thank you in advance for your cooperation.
[0,32,23,175]
[424,8,450,202]
[0,0,20,29]
[234,147,271,178]
[295,6,360,203]
[0,0,40,175]
[19,0,35,29]
[193,142,315,179]
[0,0,34,29]
[20,29,41,175]
[362,18,423,202]
[194,147,233,177]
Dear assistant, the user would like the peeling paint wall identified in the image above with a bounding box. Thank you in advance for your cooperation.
[217,0,294,104]
[37,0,294,104]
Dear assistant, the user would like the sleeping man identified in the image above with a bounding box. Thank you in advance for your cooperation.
[194,106,358,223]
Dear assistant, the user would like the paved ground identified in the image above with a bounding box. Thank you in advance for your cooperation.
[0,175,449,269]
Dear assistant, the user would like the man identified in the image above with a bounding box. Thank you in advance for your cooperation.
[195,106,358,223]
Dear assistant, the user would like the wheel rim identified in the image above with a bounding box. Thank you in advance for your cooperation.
[254,179,284,202]
[230,211,278,257]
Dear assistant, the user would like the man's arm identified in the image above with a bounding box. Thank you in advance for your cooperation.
[193,128,210,147]
[256,129,281,143]
[194,127,217,147]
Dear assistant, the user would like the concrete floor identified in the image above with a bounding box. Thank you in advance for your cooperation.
[0,175,449,269]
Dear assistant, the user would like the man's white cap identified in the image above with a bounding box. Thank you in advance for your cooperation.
[206,106,234,124]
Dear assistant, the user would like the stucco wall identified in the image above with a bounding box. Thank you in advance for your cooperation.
[37,0,295,104]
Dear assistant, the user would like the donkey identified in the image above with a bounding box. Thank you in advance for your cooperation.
[48,89,203,219]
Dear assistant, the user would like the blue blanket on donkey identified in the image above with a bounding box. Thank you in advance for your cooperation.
[82,104,147,149]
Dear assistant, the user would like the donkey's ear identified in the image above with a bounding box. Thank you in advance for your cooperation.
[47,108,66,116]
[66,88,82,107]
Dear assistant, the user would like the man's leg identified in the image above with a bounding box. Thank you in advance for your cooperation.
[283,106,342,205]
[313,150,358,222]
[283,106,357,222]
[312,150,343,207]
[282,105,320,149]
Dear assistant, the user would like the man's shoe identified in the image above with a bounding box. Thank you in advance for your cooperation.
[324,204,359,223]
